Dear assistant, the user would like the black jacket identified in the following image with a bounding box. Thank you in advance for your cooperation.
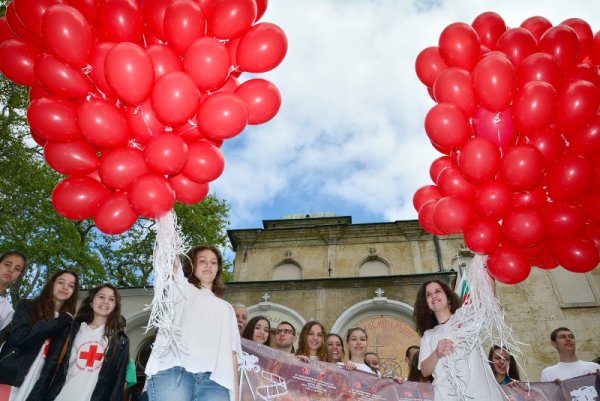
[43,320,130,401]
[0,299,73,387]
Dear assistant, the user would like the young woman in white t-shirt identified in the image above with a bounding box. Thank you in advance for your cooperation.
[295,321,330,363]
[145,245,241,401]
[46,283,129,401]
[338,328,379,376]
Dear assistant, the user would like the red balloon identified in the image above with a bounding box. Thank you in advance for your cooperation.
[97,0,143,42]
[105,42,154,106]
[520,16,552,42]
[418,200,446,235]
[429,156,453,183]
[424,103,471,149]
[254,0,267,22]
[474,106,516,147]
[6,2,43,48]
[457,137,500,183]
[556,80,600,134]
[513,186,547,209]
[94,192,138,235]
[67,0,98,23]
[183,37,230,91]
[151,71,200,126]
[125,99,165,145]
[164,0,206,55]
[464,217,502,254]
[496,28,537,68]
[144,133,188,176]
[432,196,474,234]
[128,174,176,218]
[14,0,64,36]
[147,44,182,80]
[592,31,600,65]
[539,25,579,71]
[547,154,594,202]
[237,22,287,73]
[44,140,98,175]
[98,147,149,190]
[544,203,585,239]
[525,126,566,168]
[214,76,240,94]
[30,131,47,147]
[565,62,599,87]
[181,141,225,183]
[174,119,204,142]
[52,176,109,220]
[34,52,92,99]
[168,174,209,204]
[512,81,557,135]
[142,0,170,41]
[471,12,506,50]
[413,185,442,212]
[234,78,281,124]
[551,236,599,273]
[560,18,593,61]
[472,54,516,111]
[502,207,546,247]
[415,46,448,88]
[438,22,480,71]
[27,96,80,142]
[208,0,256,40]
[77,99,130,148]
[499,144,545,191]
[41,5,92,68]
[436,165,476,200]
[0,16,17,42]
[525,240,555,268]
[89,42,117,100]
[29,85,51,102]
[432,68,477,116]
[584,224,600,249]
[474,180,513,218]
[592,154,600,189]
[487,245,531,284]
[197,92,248,140]
[580,192,600,223]
[517,52,562,90]
[0,39,40,86]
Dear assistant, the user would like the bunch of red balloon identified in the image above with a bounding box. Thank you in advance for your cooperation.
[413,12,600,284]
[0,0,286,235]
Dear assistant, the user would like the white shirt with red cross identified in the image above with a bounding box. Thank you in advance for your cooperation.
[55,323,108,401]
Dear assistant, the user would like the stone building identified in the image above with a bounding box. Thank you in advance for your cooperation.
[121,213,600,387]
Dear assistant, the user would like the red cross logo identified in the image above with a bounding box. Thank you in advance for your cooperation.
[79,344,104,367]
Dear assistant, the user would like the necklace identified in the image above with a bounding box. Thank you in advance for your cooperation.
[438,316,451,324]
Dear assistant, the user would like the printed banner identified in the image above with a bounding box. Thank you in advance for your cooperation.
[240,339,600,401]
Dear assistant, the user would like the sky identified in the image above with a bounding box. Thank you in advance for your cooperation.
[210,0,600,231]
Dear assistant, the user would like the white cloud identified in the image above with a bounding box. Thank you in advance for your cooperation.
[212,0,600,228]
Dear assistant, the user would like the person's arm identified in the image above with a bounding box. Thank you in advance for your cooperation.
[7,301,73,349]
[233,352,239,401]
[107,336,130,401]
[420,338,454,377]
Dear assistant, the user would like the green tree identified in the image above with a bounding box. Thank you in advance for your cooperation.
[0,75,231,305]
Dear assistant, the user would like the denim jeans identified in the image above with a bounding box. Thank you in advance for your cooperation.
[148,367,230,401]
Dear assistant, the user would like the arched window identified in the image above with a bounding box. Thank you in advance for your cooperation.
[272,262,302,280]
[359,259,390,276]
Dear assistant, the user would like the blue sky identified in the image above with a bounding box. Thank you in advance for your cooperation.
[210,0,600,230]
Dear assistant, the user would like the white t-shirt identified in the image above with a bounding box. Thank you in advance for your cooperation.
[0,296,14,330]
[54,323,108,401]
[418,307,505,401]
[145,268,242,401]
[8,340,50,401]
[541,360,600,381]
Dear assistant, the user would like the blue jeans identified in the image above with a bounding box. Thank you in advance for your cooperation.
[148,367,230,401]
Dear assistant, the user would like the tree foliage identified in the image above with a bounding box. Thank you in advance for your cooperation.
[0,76,231,305]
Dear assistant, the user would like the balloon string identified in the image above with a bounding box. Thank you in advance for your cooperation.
[81,64,108,100]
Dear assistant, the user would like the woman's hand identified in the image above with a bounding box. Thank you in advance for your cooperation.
[296,355,310,363]
[343,361,357,371]
[435,338,454,358]
[393,376,405,383]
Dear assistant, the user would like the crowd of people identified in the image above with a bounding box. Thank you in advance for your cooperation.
[1,249,599,401]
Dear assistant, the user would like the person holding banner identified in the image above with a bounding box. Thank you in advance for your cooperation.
[241,316,271,346]
[488,345,520,384]
[414,278,505,401]
[326,333,345,363]
[339,328,380,376]
[296,321,330,362]
[144,245,241,401]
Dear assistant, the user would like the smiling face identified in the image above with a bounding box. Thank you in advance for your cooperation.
[0,254,25,289]
[92,286,117,319]
[252,319,270,344]
[52,273,77,307]
[492,349,510,375]
[365,353,380,370]
[275,323,295,348]
[326,335,344,362]
[193,249,219,290]
[307,324,324,354]
[425,282,450,313]
[347,329,368,360]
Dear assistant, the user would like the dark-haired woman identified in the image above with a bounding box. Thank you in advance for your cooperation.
[145,245,241,401]
[241,316,271,345]
[413,279,504,401]
[326,334,345,364]
[45,283,129,401]
[0,251,27,330]
[489,345,520,385]
[0,270,78,401]
[406,350,432,383]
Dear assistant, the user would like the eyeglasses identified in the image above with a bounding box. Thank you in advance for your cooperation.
[276,329,294,335]
[556,334,575,340]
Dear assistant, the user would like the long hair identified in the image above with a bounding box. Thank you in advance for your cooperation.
[413,280,461,336]
[488,345,521,381]
[75,283,123,354]
[29,270,79,323]
[326,333,345,362]
[346,327,368,361]
[182,245,226,297]
[407,350,433,382]
[296,321,329,362]
[242,316,271,345]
